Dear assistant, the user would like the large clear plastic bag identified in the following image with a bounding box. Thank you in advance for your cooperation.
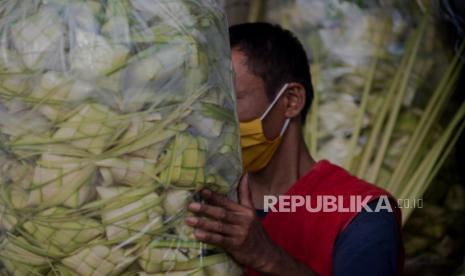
[0,0,242,275]
[265,0,452,178]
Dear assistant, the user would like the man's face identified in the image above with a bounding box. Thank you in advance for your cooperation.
[231,49,287,140]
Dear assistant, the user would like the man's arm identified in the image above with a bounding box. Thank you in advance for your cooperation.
[185,176,316,275]
[333,199,400,276]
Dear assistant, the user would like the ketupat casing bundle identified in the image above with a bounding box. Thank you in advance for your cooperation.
[0,0,243,275]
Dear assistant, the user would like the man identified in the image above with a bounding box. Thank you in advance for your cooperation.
[185,23,403,275]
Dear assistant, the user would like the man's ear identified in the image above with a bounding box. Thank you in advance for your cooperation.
[284,82,306,120]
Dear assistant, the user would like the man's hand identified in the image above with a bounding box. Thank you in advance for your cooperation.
[185,175,315,275]
[185,175,275,271]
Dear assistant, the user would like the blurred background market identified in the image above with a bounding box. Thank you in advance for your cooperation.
[220,0,465,275]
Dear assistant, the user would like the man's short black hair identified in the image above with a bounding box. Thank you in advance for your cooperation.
[229,22,313,123]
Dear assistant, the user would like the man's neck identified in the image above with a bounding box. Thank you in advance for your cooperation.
[248,122,315,209]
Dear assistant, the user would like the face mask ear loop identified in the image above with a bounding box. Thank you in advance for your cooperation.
[280,118,291,137]
[259,83,289,121]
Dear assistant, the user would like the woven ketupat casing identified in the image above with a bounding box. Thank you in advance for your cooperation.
[159,133,208,189]
[0,0,242,274]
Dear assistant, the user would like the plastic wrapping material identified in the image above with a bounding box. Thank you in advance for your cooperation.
[265,0,451,173]
[0,0,242,275]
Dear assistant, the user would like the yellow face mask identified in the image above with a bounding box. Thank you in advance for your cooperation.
[240,84,290,173]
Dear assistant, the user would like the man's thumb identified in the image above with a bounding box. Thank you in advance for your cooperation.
[239,174,253,207]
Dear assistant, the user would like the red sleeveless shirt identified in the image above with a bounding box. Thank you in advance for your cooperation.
[246,160,404,276]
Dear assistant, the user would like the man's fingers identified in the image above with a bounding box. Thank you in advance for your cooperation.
[188,202,237,222]
[192,229,235,247]
[185,216,237,236]
[238,174,253,207]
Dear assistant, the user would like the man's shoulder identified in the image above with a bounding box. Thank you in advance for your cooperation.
[333,198,402,276]
[295,160,389,198]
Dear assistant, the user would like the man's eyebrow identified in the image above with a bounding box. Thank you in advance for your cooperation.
[235,88,248,97]
[236,85,254,94]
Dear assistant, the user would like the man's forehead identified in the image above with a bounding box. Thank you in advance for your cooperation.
[232,50,265,96]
